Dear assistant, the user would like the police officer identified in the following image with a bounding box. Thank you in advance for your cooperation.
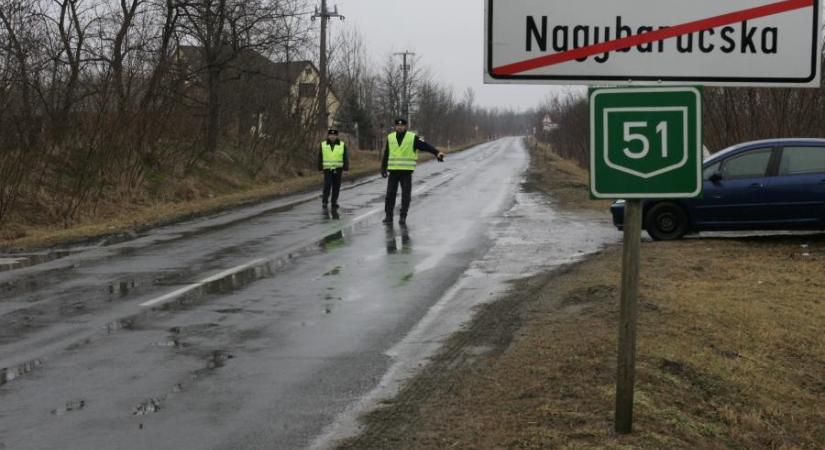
[381,118,444,226]
[318,128,348,210]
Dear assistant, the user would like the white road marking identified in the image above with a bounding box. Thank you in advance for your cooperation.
[200,258,268,283]
[140,258,268,307]
[140,284,201,307]
[352,208,381,223]
[0,258,27,265]
[140,148,475,309]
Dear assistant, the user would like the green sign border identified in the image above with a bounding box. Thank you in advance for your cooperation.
[589,86,703,199]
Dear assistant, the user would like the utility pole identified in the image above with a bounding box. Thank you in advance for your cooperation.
[394,51,415,126]
[313,1,344,131]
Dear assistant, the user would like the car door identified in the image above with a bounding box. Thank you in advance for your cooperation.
[691,147,775,228]
[760,145,825,226]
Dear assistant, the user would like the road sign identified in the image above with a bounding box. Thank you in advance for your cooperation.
[589,87,702,199]
[485,0,822,86]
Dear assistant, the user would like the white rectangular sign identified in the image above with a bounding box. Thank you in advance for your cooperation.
[485,0,823,86]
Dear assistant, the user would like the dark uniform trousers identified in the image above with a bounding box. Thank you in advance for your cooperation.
[384,170,413,219]
[323,169,343,206]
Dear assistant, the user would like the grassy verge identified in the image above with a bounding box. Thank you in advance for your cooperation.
[524,137,611,212]
[1,140,481,251]
[339,141,825,449]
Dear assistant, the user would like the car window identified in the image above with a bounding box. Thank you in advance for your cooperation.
[778,146,825,176]
[702,162,721,180]
[722,149,772,179]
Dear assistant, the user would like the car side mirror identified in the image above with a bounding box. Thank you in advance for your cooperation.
[709,173,723,184]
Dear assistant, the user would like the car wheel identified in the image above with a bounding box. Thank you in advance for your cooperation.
[644,203,688,241]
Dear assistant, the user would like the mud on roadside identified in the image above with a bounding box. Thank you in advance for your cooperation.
[337,141,825,449]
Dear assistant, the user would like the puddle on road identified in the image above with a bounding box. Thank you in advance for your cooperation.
[3,218,344,386]
[204,350,233,369]
[126,350,234,418]
[169,323,220,336]
[396,273,414,287]
[384,227,412,255]
[107,318,137,334]
[323,266,342,277]
[0,358,44,386]
[203,264,274,296]
[0,251,73,272]
[1,189,441,388]
[136,229,357,312]
[321,290,342,316]
[322,210,341,221]
[187,349,235,378]
[108,280,138,297]
[59,300,87,315]
[1,259,279,371]
[213,307,244,314]
[319,231,347,252]
[0,268,77,300]
[155,339,187,348]
[51,399,86,416]
[0,307,51,343]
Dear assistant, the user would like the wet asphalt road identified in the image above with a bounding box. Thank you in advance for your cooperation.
[0,138,617,450]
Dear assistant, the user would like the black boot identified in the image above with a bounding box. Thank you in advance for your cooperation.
[382,216,393,225]
[399,216,407,226]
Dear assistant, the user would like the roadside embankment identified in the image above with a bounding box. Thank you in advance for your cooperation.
[1,140,479,251]
[338,139,825,449]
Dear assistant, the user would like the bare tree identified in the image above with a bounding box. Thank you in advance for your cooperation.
[329,25,380,149]
[0,0,538,231]
[176,0,308,159]
[704,80,825,152]
[0,0,44,222]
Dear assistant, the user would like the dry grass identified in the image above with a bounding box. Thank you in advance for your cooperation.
[340,142,825,450]
[2,149,380,250]
[400,237,825,449]
[5,176,320,250]
[525,138,611,211]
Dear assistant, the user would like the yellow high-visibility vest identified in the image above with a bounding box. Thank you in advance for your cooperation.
[387,132,416,171]
[321,141,345,169]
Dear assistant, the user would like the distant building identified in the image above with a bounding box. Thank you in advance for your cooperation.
[175,46,341,139]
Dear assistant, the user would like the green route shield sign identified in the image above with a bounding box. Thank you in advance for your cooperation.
[590,87,702,199]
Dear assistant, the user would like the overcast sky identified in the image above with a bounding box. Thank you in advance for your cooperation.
[333,0,568,111]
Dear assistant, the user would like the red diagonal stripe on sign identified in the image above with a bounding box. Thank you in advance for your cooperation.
[492,0,814,76]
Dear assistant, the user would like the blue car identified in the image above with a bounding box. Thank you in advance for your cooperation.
[611,138,825,240]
